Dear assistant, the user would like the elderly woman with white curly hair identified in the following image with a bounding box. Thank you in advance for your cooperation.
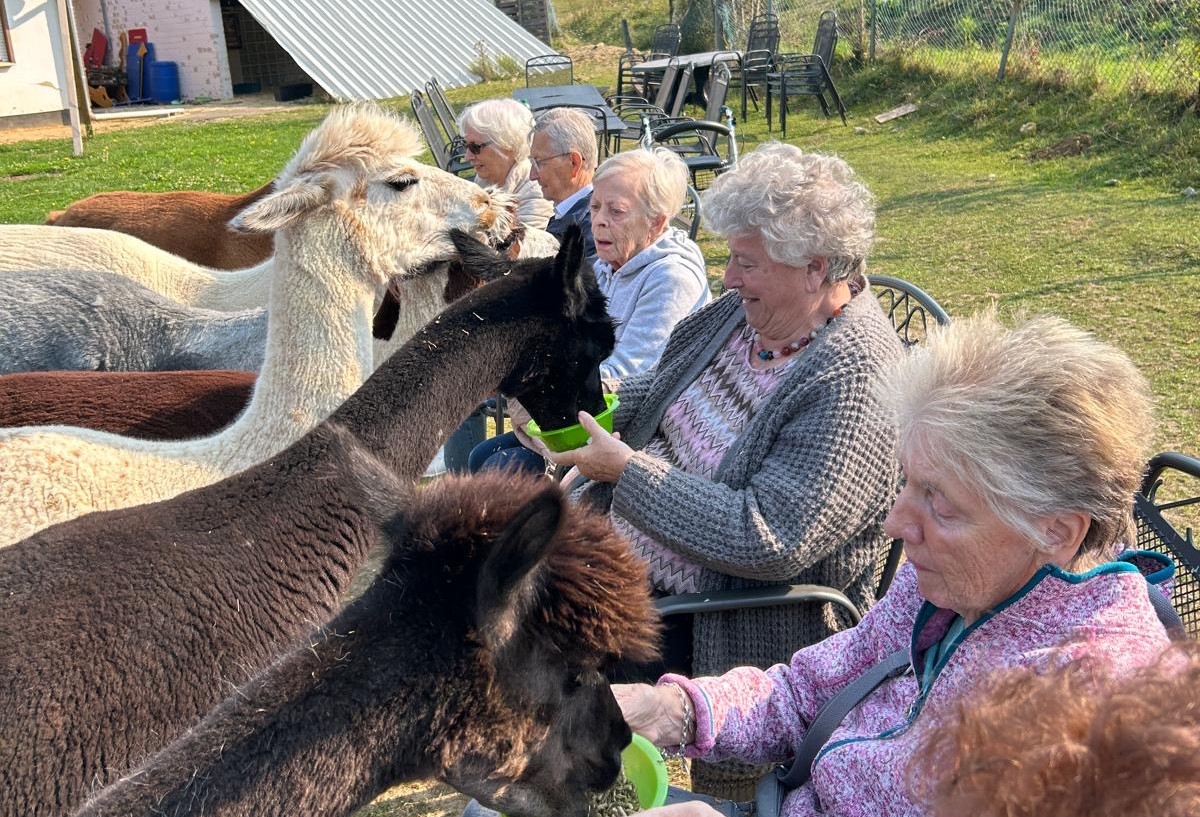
[614,311,1173,817]
[458,98,554,229]
[521,138,900,766]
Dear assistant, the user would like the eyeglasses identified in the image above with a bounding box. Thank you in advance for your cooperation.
[465,140,491,155]
[530,152,571,171]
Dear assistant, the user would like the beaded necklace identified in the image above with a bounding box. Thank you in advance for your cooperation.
[751,303,846,361]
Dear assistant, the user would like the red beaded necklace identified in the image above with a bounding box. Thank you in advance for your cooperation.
[751,303,847,362]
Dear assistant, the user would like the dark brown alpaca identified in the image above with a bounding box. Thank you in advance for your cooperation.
[0,227,615,817]
[45,183,276,269]
[0,370,254,439]
[73,471,660,817]
[0,258,488,441]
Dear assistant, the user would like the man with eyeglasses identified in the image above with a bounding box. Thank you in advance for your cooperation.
[529,108,597,265]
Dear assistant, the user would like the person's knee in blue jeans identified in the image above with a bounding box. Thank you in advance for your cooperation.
[467,431,547,475]
[442,408,488,473]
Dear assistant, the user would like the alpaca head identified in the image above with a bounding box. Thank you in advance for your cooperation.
[379,474,660,817]
[229,103,516,296]
[447,226,616,430]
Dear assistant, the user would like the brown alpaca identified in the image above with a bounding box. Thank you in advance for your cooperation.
[914,640,1200,817]
[74,471,660,817]
[0,370,254,439]
[0,227,615,817]
[45,182,276,269]
[0,258,486,441]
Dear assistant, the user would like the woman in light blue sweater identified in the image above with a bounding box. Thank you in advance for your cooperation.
[469,148,710,473]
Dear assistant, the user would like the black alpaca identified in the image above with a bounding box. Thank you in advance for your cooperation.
[0,228,616,817]
[74,471,660,817]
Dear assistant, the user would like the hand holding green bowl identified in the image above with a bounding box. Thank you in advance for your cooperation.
[525,393,620,453]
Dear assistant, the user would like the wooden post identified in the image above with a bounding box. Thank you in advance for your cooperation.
[54,0,85,155]
[997,0,1023,80]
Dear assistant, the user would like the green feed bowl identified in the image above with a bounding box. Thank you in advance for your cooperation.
[525,393,620,453]
[623,733,669,810]
[501,734,666,816]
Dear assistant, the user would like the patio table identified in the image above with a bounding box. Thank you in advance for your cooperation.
[513,85,624,135]
[631,50,742,107]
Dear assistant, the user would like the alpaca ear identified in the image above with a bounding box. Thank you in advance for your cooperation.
[372,287,401,340]
[447,228,508,277]
[231,174,333,234]
[475,488,564,651]
[550,226,590,318]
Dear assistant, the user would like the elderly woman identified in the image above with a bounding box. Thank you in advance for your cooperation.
[615,312,1172,817]
[528,144,904,796]
[458,98,554,230]
[468,147,710,475]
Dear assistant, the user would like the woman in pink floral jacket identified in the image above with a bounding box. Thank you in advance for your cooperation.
[617,312,1174,817]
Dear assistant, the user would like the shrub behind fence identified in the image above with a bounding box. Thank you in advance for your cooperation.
[717,0,1200,97]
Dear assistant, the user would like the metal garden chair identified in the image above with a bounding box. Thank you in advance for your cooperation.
[1134,451,1200,638]
[649,63,738,190]
[525,54,574,87]
[424,78,461,153]
[765,11,848,132]
[410,89,472,177]
[670,185,704,241]
[734,13,780,121]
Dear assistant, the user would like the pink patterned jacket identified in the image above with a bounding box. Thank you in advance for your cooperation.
[663,553,1174,816]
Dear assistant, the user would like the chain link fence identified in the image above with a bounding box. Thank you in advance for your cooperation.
[712,0,1200,97]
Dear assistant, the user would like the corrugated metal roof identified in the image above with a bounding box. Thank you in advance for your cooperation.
[237,0,558,101]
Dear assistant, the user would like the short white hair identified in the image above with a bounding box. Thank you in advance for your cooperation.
[458,99,536,163]
[703,142,874,282]
[593,148,687,221]
[533,108,598,172]
[883,312,1154,563]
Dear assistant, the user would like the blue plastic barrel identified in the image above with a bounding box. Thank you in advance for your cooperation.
[126,42,156,100]
[148,61,181,103]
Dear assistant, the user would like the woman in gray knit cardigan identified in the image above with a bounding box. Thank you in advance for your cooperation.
[535,145,905,796]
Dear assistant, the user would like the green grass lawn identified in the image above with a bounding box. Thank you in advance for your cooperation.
[1,43,1196,454]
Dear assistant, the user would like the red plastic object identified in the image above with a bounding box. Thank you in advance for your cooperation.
[127,27,149,44]
[85,28,107,68]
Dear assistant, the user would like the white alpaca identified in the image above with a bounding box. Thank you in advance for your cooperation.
[0,224,274,311]
[0,104,515,548]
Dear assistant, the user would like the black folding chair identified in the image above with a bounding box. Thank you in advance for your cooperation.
[424,78,461,153]
[734,13,780,121]
[608,61,692,151]
[526,54,574,87]
[649,63,738,190]
[410,89,472,177]
[639,22,683,100]
[765,11,848,131]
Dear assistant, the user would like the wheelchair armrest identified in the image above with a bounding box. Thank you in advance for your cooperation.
[655,584,863,624]
[653,120,734,142]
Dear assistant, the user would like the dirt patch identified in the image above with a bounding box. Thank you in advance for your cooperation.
[0,93,324,146]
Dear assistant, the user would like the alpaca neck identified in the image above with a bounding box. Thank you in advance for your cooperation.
[200,259,274,310]
[212,221,375,467]
[334,297,531,480]
[80,608,465,817]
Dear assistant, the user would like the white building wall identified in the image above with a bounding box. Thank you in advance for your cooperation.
[0,0,70,119]
[71,0,231,100]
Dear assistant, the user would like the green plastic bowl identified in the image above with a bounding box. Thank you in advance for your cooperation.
[622,733,669,810]
[525,393,620,453]
[501,734,666,816]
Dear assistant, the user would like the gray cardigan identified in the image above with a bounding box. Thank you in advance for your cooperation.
[580,288,904,676]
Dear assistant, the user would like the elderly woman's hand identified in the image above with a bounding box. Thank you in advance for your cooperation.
[507,400,554,459]
[548,412,633,483]
[613,683,688,748]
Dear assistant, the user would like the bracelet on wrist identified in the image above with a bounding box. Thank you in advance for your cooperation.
[661,683,694,757]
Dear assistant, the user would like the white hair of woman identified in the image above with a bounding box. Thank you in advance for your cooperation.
[593,147,688,222]
[704,142,875,282]
[883,311,1154,565]
[458,99,536,164]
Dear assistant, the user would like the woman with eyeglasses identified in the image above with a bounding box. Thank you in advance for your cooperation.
[457,99,554,231]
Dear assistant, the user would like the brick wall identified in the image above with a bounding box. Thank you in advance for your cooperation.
[70,0,231,99]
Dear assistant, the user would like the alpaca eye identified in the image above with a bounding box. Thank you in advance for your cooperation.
[386,176,417,192]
